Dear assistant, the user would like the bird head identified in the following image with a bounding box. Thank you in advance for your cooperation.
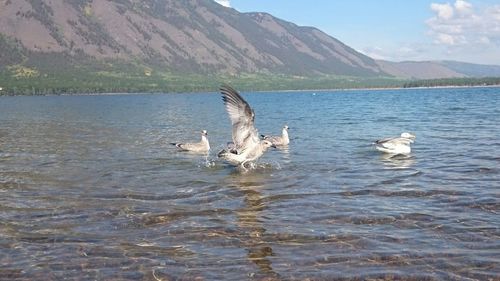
[262,140,276,149]
[401,132,415,139]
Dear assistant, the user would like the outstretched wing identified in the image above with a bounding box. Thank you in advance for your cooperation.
[220,84,260,152]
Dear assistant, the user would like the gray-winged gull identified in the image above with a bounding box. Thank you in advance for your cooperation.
[171,130,210,153]
[217,84,275,170]
[374,132,416,155]
[261,125,290,146]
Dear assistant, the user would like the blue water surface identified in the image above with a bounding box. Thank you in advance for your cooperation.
[0,87,498,280]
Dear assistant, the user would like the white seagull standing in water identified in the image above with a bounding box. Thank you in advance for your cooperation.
[171,130,210,153]
[218,84,276,170]
[374,132,416,155]
[261,125,290,146]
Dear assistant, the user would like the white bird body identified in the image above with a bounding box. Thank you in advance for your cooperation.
[218,141,274,166]
[218,85,275,169]
[375,132,415,155]
[262,125,289,146]
[171,130,210,153]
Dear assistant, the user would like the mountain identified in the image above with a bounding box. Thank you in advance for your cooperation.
[0,0,385,76]
[376,60,466,79]
[0,0,499,95]
[438,61,500,77]
[376,60,500,79]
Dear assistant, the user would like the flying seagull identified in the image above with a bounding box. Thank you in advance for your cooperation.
[171,130,210,153]
[374,132,416,155]
[218,84,275,170]
[261,125,290,146]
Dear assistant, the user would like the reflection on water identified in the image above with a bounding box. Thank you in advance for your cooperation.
[0,88,499,280]
[276,145,291,165]
[379,153,416,169]
[226,171,278,278]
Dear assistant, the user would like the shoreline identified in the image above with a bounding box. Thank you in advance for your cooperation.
[250,84,500,94]
[1,84,499,97]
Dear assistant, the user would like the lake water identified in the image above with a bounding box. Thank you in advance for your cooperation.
[0,87,499,280]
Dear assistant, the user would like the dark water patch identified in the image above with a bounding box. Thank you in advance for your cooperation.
[264,192,346,203]
[448,106,467,111]
[120,242,196,258]
[140,208,234,226]
[377,173,422,185]
[13,209,92,223]
[451,198,500,213]
[321,214,399,226]
[337,188,468,199]
[474,155,500,161]
[87,191,196,202]
[17,234,101,244]
[375,116,400,122]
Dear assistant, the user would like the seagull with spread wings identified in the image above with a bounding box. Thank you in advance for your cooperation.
[218,85,275,169]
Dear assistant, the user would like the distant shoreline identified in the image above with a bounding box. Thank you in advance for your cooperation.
[1,82,499,97]
[264,84,500,93]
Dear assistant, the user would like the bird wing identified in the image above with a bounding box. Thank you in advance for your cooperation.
[379,137,412,149]
[176,141,207,152]
[220,85,260,152]
[262,135,281,144]
[375,136,396,144]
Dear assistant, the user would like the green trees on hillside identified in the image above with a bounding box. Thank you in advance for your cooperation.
[1,71,500,95]
[403,77,500,88]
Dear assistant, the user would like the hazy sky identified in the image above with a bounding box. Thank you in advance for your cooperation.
[214,0,500,65]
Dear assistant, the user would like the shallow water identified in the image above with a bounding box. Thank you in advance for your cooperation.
[0,87,499,280]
